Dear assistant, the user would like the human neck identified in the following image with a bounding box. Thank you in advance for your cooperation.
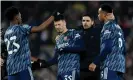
[104,18,115,24]
[10,20,18,26]
[104,19,110,24]
[60,28,68,35]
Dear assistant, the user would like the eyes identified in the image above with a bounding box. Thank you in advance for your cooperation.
[54,24,61,27]
[82,20,90,22]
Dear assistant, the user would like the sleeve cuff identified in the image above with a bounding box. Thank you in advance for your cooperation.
[93,56,100,66]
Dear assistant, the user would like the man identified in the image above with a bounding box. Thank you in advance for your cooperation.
[89,4,126,80]
[32,14,85,80]
[80,14,101,80]
[4,6,56,80]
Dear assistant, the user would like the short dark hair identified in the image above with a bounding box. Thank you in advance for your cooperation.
[100,4,113,13]
[54,14,65,21]
[82,13,94,21]
[4,6,19,21]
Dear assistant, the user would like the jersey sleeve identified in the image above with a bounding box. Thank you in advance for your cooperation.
[46,46,58,67]
[93,25,114,65]
[20,24,32,35]
[93,39,113,65]
[60,30,85,53]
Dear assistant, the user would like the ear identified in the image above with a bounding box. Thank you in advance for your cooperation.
[63,20,66,26]
[14,15,19,21]
[104,13,108,20]
[104,13,108,17]
[107,13,115,20]
[91,20,94,25]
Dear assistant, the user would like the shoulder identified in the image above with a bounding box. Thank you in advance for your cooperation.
[68,29,83,34]
[68,29,75,32]
[4,27,14,36]
[21,24,30,29]
[104,21,116,32]
[70,29,82,39]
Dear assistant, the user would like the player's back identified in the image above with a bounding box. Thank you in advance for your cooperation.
[4,24,31,75]
[101,20,126,73]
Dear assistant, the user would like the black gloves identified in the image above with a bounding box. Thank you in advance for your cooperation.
[52,11,61,17]
[31,59,49,70]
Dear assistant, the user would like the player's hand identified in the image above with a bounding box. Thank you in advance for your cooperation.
[89,63,97,71]
[52,11,61,17]
[52,2,67,17]
[31,59,48,70]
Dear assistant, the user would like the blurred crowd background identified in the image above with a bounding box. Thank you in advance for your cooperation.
[1,1,133,80]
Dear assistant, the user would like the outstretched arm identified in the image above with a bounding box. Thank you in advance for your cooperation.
[31,49,58,70]
[30,3,67,33]
[31,16,54,33]
[60,37,85,53]
[93,39,113,65]
[89,39,113,72]
[59,31,85,53]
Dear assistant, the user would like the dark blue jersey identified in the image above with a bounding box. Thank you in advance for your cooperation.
[47,29,84,76]
[56,29,84,75]
[94,20,126,73]
[4,24,32,75]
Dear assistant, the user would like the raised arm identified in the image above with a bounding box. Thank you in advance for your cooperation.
[31,48,58,70]
[31,16,54,33]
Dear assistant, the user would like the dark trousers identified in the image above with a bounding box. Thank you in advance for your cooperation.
[80,70,100,80]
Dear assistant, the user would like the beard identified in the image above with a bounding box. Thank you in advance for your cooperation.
[56,29,63,34]
[83,25,91,29]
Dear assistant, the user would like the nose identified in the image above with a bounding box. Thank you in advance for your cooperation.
[84,21,87,24]
[56,25,60,29]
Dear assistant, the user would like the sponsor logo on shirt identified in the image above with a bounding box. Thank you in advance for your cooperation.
[104,30,111,35]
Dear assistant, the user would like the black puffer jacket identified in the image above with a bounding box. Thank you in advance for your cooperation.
[76,24,102,75]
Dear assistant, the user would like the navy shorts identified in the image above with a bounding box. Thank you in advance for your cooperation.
[57,69,80,80]
[8,67,34,80]
[101,67,124,80]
